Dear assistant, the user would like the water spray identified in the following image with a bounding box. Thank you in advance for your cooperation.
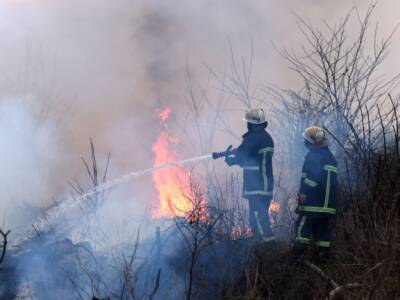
[15,154,214,246]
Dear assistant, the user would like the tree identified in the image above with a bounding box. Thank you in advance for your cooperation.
[269,4,400,161]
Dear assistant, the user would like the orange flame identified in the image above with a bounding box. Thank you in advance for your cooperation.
[151,108,194,218]
[269,199,280,224]
[231,226,252,240]
[269,200,280,214]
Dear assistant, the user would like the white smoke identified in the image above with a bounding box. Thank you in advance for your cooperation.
[0,97,62,231]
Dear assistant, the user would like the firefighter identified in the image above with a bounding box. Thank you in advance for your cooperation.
[223,108,275,243]
[293,126,337,260]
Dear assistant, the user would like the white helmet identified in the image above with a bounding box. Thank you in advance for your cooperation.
[303,126,326,145]
[244,108,267,125]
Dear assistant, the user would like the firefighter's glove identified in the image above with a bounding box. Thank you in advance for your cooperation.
[224,145,235,166]
[297,193,307,205]
[225,155,236,166]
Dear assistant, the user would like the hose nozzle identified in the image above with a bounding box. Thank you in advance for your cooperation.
[212,145,234,160]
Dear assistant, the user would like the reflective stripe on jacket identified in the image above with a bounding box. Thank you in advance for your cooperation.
[298,147,337,215]
[233,124,274,198]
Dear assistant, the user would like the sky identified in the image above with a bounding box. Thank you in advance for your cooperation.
[0,0,399,230]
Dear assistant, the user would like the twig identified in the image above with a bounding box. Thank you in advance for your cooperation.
[0,228,11,266]
[327,283,363,299]
[323,126,352,157]
[31,224,41,239]
[149,269,162,300]
[303,260,339,289]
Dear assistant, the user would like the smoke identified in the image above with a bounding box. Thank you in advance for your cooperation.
[0,97,62,231]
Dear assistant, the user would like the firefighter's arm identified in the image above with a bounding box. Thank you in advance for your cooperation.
[298,162,308,205]
[299,154,322,201]
[265,138,274,178]
[235,135,258,167]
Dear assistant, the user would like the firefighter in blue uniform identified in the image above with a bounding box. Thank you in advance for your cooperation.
[294,126,337,259]
[222,108,275,242]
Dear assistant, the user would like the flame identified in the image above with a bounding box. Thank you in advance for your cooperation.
[269,200,280,213]
[231,226,252,240]
[158,107,172,123]
[269,199,280,225]
[151,107,194,218]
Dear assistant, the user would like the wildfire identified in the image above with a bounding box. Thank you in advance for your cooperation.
[151,107,194,218]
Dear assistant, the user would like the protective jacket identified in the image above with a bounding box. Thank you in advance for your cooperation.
[298,147,337,215]
[229,124,274,198]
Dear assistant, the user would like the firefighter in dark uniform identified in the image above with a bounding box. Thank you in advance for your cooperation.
[293,126,337,259]
[223,108,275,242]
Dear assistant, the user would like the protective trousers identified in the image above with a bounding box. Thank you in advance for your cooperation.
[247,195,274,242]
[294,214,332,256]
